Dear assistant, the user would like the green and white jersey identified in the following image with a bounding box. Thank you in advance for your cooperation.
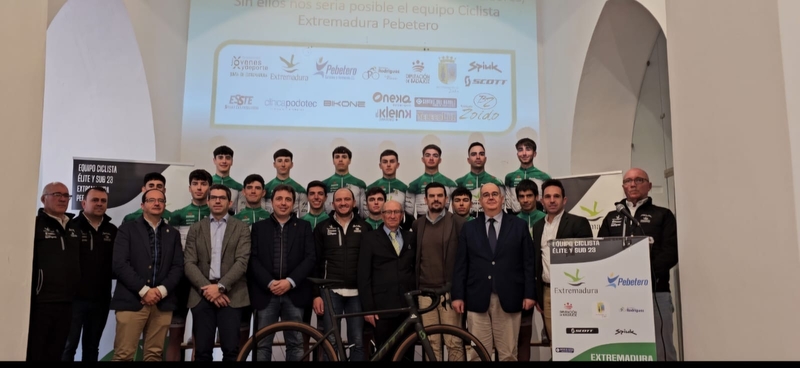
[504,166,551,213]
[233,206,271,228]
[367,177,408,218]
[406,172,457,218]
[169,203,210,247]
[264,177,309,218]
[122,208,172,223]
[517,209,546,238]
[213,174,243,213]
[301,211,330,230]
[321,173,367,216]
[364,217,384,230]
[455,171,505,215]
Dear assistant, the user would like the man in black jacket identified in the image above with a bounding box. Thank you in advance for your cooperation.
[311,187,371,361]
[110,189,184,361]
[598,168,678,362]
[28,182,81,362]
[62,187,117,361]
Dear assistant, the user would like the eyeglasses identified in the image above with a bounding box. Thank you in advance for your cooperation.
[46,192,72,199]
[209,195,228,202]
[481,191,502,198]
[381,210,403,216]
[622,178,649,185]
[145,198,167,204]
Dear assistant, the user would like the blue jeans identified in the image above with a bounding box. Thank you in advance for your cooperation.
[255,296,304,361]
[322,293,365,361]
[62,298,109,361]
[654,292,678,361]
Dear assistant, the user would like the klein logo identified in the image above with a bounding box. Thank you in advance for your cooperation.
[564,269,584,286]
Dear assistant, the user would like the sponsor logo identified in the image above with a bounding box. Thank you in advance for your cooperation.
[376,107,411,121]
[619,306,646,314]
[225,94,257,110]
[230,56,268,78]
[406,60,431,84]
[323,100,366,108]
[373,92,412,106]
[472,93,497,109]
[279,54,300,73]
[460,93,500,121]
[615,328,638,336]
[591,354,653,362]
[610,215,624,227]
[566,328,599,334]
[468,61,502,73]
[314,57,357,80]
[363,66,400,80]
[564,269,584,286]
[438,56,457,84]
[607,273,650,288]
[464,76,508,87]
[415,97,457,109]
[559,302,577,317]
[554,268,600,295]
[269,55,309,82]
[416,110,457,123]
[555,347,575,354]
[640,213,652,224]
[580,201,603,219]
[263,98,317,111]
[594,301,609,319]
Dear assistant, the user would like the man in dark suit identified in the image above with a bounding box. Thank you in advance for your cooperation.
[452,183,536,361]
[358,200,416,361]
[184,184,251,361]
[532,179,592,350]
[248,184,316,361]
[110,189,184,361]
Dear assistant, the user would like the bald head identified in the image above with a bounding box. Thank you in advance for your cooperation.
[622,168,652,203]
[333,187,355,217]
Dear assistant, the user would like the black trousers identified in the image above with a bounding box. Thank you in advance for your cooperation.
[191,298,243,361]
[27,302,72,362]
[62,298,109,361]
[374,315,415,362]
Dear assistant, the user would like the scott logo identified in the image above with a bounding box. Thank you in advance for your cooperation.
[465,76,508,87]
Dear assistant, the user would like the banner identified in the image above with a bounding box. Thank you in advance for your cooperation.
[556,171,624,237]
[550,236,657,362]
[71,158,195,361]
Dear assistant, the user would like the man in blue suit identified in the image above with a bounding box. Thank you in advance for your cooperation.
[452,183,536,361]
[110,189,184,361]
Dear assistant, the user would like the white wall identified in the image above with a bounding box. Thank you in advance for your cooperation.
[0,0,48,361]
[778,0,800,264]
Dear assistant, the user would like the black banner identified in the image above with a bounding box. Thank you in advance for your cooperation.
[71,158,169,210]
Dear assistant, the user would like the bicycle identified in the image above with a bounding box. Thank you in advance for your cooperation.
[236,278,492,361]
[362,67,380,80]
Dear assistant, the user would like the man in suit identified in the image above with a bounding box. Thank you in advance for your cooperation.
[358,200,416,361]
[184,184,251,361]
[531,179,592,355]
[452,183,536,361]
[248,184,316,361]
[111,189,184,361]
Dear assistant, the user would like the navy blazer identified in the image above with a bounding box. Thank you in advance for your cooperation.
[531,212,593,307]
[111,216,184,312]
[248,215,316,310]
[451,213,535,314]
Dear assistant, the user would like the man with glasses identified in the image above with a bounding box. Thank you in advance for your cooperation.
[123,172,172,223]
[598,168,679,361]
[407,144,458,218]
[28,182,82,361]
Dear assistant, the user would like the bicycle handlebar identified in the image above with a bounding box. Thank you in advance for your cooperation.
[410,282,452,315]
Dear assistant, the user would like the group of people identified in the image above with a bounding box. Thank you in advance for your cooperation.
[28,139,679,362]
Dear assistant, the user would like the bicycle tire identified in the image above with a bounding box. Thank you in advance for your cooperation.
[236,321,338,362]
[391,324,492,362]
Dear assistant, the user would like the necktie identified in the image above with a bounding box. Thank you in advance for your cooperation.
[390,231,400,256]
[488,218,497,253]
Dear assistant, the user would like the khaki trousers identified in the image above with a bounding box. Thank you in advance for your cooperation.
[418,292,464,361]
[544,285,553,341]
[113,305,173,361]
[465,293,521,361]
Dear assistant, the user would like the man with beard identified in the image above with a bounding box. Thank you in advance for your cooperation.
[456,142,507,216]
[406,144,458,218]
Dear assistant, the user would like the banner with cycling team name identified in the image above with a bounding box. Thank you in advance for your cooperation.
[556,171,624,238]
[549,236,656,362]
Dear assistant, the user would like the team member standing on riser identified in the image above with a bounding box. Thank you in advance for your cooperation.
[368,149,414,229]
[364,186,386,230]
[322,146,367,216]
[406,144,457,218]
[211,145,243,214]
[234,174,271,226]
[301,181,330,229]
[63,187,118,362]
[28,182,81,362]
[455,142,509,216]
[122,172,172,223]
[265,149,309,218]
[451,186,475,221]
[505,138,550,214]
[165,169,213,361]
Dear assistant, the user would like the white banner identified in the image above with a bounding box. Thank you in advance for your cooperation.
[550,237,657,361]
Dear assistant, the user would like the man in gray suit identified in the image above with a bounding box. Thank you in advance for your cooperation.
[184,184,251,361]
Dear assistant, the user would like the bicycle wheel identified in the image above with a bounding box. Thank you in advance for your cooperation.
[236,321,338,362]
[391,324,492,362]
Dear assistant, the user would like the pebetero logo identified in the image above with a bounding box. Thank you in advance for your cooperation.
[230,56,268,78]
[438,56,457,84]
[607,273,650,288]
[407,60,431,84]
[314,57,357,80]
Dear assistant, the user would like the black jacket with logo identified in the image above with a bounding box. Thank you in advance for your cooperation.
[74,212,118,302]
[32,208,81,303]
[312,211,372,296]
[597,197,678,293]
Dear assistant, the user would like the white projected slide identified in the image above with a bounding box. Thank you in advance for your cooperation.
[213,42,515,131]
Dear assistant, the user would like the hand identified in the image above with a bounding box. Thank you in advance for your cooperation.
[213,294,230,308]
[141,288,162,306]
[201,284,221,301]
[522,298,535,311]
[313,297,324,315]
[269,280,292,296]
[452,300,464,314]
[364,314,379,327]
[533,300,543,314]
